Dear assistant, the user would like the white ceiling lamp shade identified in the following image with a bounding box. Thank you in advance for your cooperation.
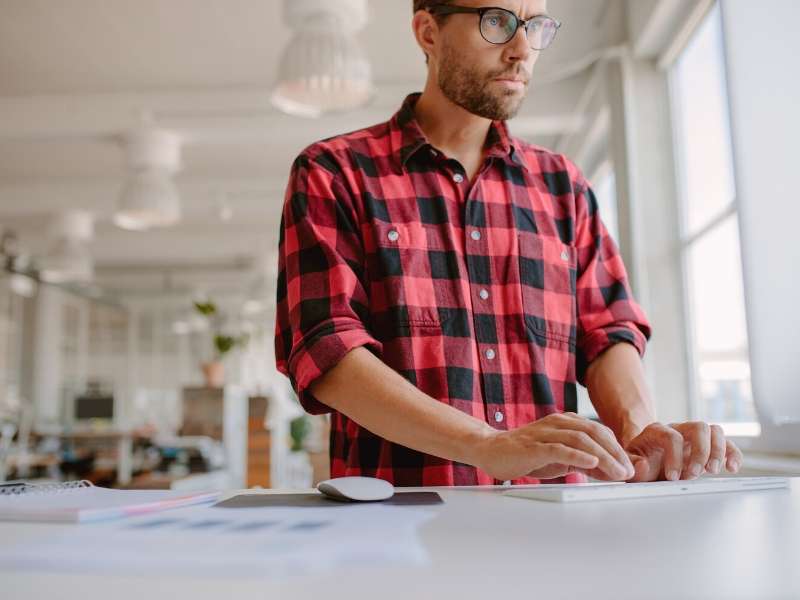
[9,273,37,298]
[38,211,95,284]
[116,169,181,231]
[39,239,94,283]
[271,0,375,118]
[114,127,183,231]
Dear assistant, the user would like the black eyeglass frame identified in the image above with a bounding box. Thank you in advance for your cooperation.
[428,4,562,50]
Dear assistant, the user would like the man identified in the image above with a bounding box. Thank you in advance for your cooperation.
[275,0,743,486]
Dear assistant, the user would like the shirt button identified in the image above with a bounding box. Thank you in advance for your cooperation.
[560,250,570,261]
[470,230,481,241]
[479,289,490,300]
[453,173,464,184]
[387,230,400,242]
[485,348,496,360]
[494,411,504,423]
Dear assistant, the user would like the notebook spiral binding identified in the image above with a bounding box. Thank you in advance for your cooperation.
[0,480,94,496]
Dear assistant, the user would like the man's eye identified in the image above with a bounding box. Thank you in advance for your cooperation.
[488,17,499,26]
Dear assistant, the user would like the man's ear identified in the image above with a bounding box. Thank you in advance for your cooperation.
[412,10,439,64]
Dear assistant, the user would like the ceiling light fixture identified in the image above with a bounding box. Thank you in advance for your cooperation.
[38,211,95,284]
[272,0,374,118]
[114,127,182,231]
[9,273,37,298]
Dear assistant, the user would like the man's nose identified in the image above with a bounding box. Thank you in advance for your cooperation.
[504,23,533,62]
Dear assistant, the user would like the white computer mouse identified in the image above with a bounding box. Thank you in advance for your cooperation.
[317,476,395,502]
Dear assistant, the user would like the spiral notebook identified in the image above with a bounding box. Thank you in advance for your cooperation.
[0,480,220,523]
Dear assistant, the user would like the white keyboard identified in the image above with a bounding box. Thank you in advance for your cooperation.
[503,477,790,503]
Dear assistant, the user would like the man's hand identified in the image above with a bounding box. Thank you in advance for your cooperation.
[624,421,744,482]
[475,412,635,482]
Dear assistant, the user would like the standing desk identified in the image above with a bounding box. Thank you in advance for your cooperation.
[3,478,799,600]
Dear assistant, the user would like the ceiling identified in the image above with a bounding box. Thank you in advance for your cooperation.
[0,0,627,299]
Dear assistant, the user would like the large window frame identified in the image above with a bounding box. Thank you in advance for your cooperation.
[667,3,758,437]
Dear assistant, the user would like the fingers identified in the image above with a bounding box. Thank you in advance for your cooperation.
[679,422,711,479]
[624,421,744,482]
[706,424,726,474]
[525,463,572,480]
[555,430,631,480]
[564,415,635,475]
[725,439,744,473]
[626,453,661,483]
[675,422,742,476]
[541,442,600,472]
[646,423,684,481]
[543,416,633,480]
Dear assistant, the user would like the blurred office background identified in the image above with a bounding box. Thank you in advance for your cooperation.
[1,0,798,490]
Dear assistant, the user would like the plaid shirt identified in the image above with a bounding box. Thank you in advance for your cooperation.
[275,93,652,486]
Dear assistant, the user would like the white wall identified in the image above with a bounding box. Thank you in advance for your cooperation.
[720,0,800,424]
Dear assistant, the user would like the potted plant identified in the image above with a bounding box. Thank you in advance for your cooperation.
[286,414,313,487]
[193,299,247,388]
[289,414,311,452]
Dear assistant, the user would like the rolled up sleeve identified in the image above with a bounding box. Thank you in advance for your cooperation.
[274,149,382,414]
[573,175,652,386]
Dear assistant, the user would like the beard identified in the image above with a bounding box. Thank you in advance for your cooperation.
[437,41,529,121]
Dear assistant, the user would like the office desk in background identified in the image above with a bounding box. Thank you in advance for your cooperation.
[3,479,800,600]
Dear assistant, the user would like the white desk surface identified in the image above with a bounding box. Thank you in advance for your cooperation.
[4,478,800,600]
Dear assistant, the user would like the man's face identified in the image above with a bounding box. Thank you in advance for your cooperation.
[433,0,548,120]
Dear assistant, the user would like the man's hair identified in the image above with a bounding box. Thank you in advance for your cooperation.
[413,1,451,16]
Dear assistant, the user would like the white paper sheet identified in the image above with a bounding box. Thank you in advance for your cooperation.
[0,499,436,578]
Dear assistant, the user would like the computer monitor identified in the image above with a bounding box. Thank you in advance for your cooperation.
[73,381,115,423]
[74,393,114,421]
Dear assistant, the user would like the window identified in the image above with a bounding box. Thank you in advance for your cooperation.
[577,159,620,421]
[591,160,620,246]
[670,4,758,436]
[0,275,25,418]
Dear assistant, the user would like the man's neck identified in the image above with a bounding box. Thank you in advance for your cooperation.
[413,83,493,160]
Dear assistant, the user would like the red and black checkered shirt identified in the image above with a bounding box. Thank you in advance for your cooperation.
[275,93,652,486]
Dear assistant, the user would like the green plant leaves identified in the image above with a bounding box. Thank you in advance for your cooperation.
[193,301,217,316]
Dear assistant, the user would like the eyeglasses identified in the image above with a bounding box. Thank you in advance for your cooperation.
[428,4,561,51]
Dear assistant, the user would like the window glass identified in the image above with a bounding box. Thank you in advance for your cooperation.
[685,214,755,424]
[593,167,620,246]
[672,4,756,431]
[673,4,737,236]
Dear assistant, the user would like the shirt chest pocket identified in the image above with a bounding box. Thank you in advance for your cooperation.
[517,233,577,349]
[369,221,451,329]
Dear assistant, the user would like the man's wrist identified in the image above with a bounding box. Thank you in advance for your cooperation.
[463,422,501,472]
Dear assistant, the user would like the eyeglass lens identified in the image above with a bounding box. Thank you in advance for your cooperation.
[480,8,558,50]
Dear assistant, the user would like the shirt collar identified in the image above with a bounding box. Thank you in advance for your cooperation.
[390,93,531,173]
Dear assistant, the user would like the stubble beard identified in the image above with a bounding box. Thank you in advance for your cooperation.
[437,42,529,121]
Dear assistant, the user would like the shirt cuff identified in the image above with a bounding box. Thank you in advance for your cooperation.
[576,323,649,386]
[287,320,383,415]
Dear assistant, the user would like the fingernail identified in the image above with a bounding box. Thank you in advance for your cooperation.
[689,463,702,478]
[667,470,679,481]
[708,459,720,474]
[729,459,741,472]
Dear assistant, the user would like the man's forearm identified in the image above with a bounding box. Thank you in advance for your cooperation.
[585,342,656,446]
[309,346,495,468]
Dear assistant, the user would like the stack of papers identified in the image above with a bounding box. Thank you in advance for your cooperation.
[0,484,220,523]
